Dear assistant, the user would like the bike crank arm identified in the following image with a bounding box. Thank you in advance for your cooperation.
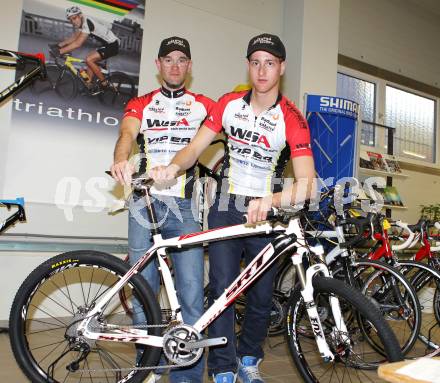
[178,336,227,351]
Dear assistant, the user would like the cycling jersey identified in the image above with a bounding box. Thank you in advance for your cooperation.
[205,90,312,197]
[80,16,119,46]
[124,87,214,198]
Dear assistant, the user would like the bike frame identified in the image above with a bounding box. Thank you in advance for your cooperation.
[0,49,46,102]
[77,215,344,361]
[0,198,26,233]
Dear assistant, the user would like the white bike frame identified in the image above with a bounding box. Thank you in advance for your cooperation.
[77,216,345,361]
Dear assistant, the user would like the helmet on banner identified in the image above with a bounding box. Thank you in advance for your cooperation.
[66,6,82,19]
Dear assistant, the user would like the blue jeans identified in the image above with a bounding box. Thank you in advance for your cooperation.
[206,196,277,376]
[128,194,205,383]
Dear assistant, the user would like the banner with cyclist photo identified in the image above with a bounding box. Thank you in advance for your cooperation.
[11,0,145,129]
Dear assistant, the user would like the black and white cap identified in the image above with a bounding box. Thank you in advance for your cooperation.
[158,36,191,59]
[246,33,286,60]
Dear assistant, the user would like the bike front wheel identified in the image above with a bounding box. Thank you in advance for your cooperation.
[9,250,162,383]
[286,276,403,383]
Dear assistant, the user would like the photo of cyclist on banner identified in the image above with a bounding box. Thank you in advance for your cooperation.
[51,5,119,93]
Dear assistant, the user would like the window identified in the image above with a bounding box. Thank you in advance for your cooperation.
[337,68,437,164]
[337,72,376,146]
[385,85,435,162]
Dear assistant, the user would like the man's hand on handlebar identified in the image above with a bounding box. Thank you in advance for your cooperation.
[48,43,62,57]
[246,195,273,224]
[110,161,135,186]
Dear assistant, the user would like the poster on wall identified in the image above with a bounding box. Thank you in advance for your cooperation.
[12,0,144,128]
[3,0,145,212]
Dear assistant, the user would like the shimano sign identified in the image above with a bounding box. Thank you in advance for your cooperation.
[307,95,359,119]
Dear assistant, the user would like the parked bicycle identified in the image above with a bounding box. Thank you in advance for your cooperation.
[0,49,46,103]
[9,175,403,383]
[30,44,135,107]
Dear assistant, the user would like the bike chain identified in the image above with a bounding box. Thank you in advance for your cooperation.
[78,323,197,373]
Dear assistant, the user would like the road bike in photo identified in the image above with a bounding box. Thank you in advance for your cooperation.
[30,44,135,107]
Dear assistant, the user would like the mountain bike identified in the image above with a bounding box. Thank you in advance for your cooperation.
[30,45,135,107]
[280,187,422,357]
[0,49,46,103]
[9,176,403,383]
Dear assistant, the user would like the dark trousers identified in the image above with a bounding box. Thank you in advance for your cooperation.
[207,196,277,376]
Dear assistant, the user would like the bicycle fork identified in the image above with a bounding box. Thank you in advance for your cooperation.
[293,249,349,362]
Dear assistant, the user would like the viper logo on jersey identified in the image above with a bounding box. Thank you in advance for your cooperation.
[230,126,270,148]
[146,118,189,128]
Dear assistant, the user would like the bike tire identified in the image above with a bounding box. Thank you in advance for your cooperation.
[30,64,61,95]
[53,69,77,100]
[397,259,440,351]
[99,71,135,108]
[9,250,162,383]
[286,276,403,383]
[353,259,422,356]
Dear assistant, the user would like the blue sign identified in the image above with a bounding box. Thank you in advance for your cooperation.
[306,94,359,181]
[307,95,359,119]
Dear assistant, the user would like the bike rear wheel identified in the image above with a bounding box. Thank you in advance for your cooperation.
[397,259,440,351]
[354,259,422,356]
[286,276,403,383]
[99,72,135,107]
[9,250,162,383]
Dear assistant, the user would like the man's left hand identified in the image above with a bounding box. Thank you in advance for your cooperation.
[246,195,273,224]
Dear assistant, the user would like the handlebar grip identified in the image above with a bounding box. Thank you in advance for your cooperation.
[242,207,279,224]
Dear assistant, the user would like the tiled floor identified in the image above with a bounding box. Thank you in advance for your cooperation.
[0,330,390,382]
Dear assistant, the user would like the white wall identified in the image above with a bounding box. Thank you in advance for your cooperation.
[339,0,440,223]
[339,0,440,87]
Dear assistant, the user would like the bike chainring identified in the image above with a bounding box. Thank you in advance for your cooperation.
[163,324,203,365]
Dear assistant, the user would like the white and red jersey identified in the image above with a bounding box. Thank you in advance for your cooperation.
[124,87,214,198]
[205,91,312,197]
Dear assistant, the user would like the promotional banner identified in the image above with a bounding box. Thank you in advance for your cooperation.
[306,94,360,182]
[4,0,145,208]
[12,0,144,128]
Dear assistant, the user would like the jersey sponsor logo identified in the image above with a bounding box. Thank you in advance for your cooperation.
[230,126,270,148]
[148,106,165,114]
[294,142,311,150]
[259,116,277,132]
[285,101,308,129]
[125,108,137,115]
[147,135,191,144]
[146,118,190,128]
[234,112,249,121]
[230,145,272,162]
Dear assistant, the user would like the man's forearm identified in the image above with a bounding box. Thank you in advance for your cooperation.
[272,177,315,208]
[170,146,198,174]
[114,133,134,163]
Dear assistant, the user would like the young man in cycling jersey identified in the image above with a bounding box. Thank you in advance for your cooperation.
[53,6,119,88]
[149,33,316,383]
[111,36,214,383]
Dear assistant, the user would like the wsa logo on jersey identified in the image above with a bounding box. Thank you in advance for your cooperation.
[230,126,270,148]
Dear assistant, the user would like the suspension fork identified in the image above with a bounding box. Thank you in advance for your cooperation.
[294,257,349,362]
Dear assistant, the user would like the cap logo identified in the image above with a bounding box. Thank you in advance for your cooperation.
[252,36,274,46]
[167,39,185,47]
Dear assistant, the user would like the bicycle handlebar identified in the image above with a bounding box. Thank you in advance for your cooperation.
[390,221,416,251]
